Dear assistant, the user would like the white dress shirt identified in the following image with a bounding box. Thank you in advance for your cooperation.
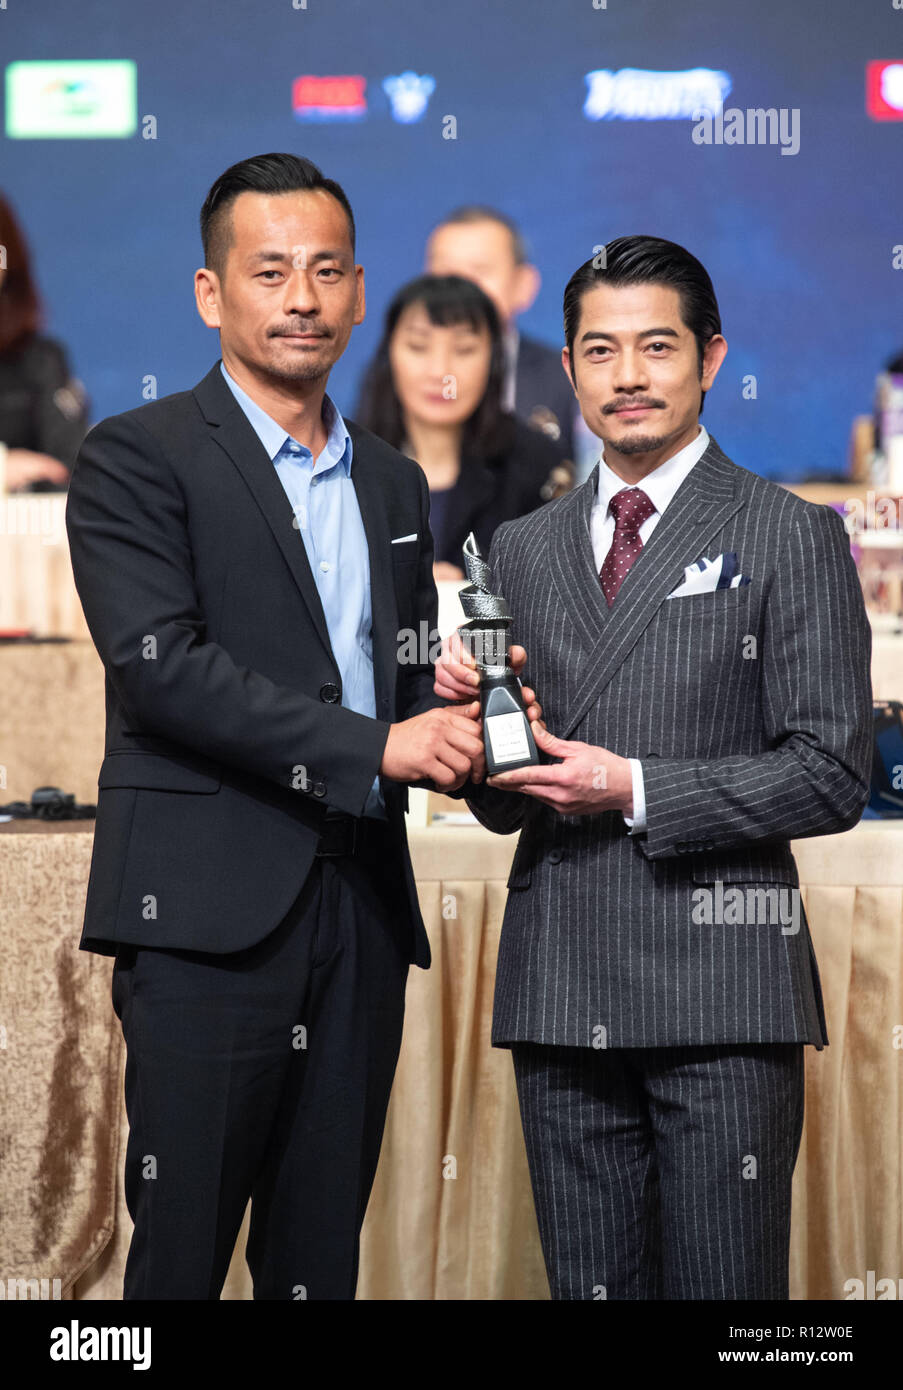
[589,425,711,834]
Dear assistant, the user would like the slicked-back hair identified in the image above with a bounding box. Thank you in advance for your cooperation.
[200,152,356,281]
[563,235,721,413]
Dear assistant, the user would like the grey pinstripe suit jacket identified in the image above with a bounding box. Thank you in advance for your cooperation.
[464,435,872,1051]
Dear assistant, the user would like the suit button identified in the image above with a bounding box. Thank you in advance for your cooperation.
[312,780,327,797]
[675,841,687,854]
[319,683,341,704]
[547,848,564,864]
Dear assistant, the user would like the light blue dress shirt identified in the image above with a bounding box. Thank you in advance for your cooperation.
[220,360,385,818]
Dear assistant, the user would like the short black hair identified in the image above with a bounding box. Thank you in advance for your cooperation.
[200,152,356,281]
[563,235,721,413]
[356,273,514,460]
[431,205,529,266]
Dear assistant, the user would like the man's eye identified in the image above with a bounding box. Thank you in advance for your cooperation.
[318,268,340,278]
[648,342,669,352]
[258,271,282,280]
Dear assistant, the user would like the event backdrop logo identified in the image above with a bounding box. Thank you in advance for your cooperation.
[292,72,435,122]
[584,67,732,120]
[383,71,435,123]
[5,60,137,138]
[866,61,903,120]
[292,75,367,120]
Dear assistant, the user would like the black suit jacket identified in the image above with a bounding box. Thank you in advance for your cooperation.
[65,360,440,967]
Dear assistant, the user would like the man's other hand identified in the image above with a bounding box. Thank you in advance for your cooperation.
[380,703,485,792]
[434,631,544,728]
[488,726,633,816]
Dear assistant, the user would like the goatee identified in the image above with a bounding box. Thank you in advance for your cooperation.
[264,360,330,385]
[610,432,672,456]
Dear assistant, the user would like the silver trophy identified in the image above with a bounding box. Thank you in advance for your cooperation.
[458,532,540,775]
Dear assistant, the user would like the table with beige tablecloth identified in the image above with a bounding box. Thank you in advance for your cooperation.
[1,818,901,1301]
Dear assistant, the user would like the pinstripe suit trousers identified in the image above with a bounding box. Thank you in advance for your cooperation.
[511,1041,805,1300]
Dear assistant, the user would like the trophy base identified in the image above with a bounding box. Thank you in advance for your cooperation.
[481,674,540,776]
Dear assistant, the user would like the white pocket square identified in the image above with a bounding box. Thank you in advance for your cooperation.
[391,533,418,544]
[666,551,751,598]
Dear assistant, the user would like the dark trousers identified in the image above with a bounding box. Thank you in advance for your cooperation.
[510,1041,805,1301]
[111,819,409,1300]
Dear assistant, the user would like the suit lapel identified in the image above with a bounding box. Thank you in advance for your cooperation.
[193,362,338,664]
[549,464,612,653]
[550,436,747,739]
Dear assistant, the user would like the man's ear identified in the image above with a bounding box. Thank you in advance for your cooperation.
[561,346,579,399]
[701,333,728,392]
[353,264,366,326]
[194,267,222,329]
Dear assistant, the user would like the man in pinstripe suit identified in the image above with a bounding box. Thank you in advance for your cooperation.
[436,236,872,1300]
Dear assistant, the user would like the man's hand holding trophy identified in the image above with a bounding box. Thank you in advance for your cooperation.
[435,532,634,815]
[434,532,546,786]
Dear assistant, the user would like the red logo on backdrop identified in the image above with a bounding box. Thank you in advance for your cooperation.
[293,75,367,120]
[866,61,903,120]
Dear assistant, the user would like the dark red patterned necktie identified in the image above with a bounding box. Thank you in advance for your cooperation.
[599,487,656,606]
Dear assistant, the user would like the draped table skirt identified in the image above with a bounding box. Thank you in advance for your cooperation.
[1,820,900,1301]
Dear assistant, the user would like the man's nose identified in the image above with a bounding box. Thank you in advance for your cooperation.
[612,351,649,392]
[281,270,320,317]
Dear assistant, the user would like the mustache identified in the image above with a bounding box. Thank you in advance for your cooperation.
[270,323,331,338]
[604,398,665,413]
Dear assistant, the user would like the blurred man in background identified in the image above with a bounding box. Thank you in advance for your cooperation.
[424,206,580,465]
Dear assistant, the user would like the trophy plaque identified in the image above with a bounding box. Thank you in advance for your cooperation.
[458,532,540,775]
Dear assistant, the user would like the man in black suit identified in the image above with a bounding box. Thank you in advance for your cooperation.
[65,152,483,1300]
[422,206,580,461]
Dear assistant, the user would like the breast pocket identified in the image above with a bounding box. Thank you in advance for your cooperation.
[654,582,759,690]
[664,584,753,612]
[391,538,419,569]
[391,542,420,609]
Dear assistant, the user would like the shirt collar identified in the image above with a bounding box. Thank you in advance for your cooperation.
[596,424,710,518]
[219,359,352,474]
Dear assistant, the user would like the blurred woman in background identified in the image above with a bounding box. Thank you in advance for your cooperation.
[0,193,89,491]
[357,274,572,582]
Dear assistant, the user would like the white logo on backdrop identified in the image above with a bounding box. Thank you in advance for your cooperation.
[383,72,436,123]
[584,67,732,120]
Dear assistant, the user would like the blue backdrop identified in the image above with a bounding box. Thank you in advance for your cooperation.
[2,0,901,478]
